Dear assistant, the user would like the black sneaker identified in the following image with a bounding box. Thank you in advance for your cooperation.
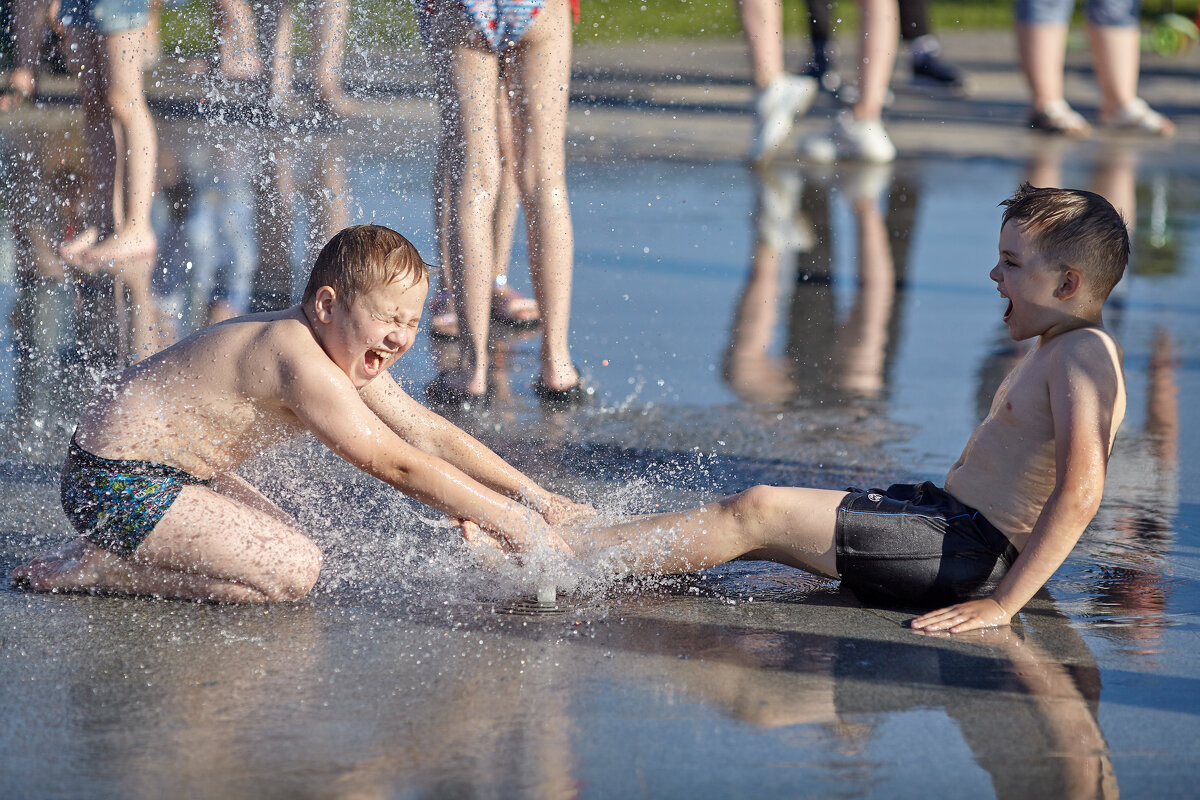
[911,53,970,96]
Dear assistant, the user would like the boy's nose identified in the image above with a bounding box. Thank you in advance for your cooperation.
[988,264,1001,282]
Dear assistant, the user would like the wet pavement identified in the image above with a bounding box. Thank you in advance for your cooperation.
[2,28,1200,798]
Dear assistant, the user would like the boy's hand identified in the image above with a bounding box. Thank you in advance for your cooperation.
[458,516,574,557]
[909,598,1012,634]
[540,494,596,526]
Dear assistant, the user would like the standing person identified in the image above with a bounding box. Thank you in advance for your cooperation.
[421,0,583,408]
[56,0,159,271]
[740,0,819,163]
[1017,0,1174,137]
[801,0,900,163]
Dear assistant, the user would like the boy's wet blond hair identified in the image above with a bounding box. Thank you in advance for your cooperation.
[303,225,430,307]
[1001,182,1129,300]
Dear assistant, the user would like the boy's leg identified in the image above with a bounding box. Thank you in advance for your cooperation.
[561,485,845,578]
[15,484,323,602]
[508,0,578,391]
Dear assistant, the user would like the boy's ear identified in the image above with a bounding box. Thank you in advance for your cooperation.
[312,286,338,322]
[1054,268,1083,301]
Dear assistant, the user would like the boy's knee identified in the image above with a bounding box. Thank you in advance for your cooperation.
[261,541,322,602]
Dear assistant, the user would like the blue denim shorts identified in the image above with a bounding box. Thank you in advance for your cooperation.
[59,0,150,34]
[1014,0,1141,27]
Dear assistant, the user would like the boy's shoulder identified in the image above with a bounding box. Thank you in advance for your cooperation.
[1040,325,1123,371]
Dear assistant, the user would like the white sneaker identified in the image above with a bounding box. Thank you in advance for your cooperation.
[801,112,897,164]
[749,74,819,163]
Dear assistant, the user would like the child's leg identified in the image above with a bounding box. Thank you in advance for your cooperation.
[560,485,845,578]
[314,0,350,112]
[429,9,503,395]
[14,484,323,602]
[80,24,158,267]
[60,28,112,263]
[508,0,577,390]
[738,0,786,90]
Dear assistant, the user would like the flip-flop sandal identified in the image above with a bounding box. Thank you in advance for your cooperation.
[425,369,493,410]
[532,366,591,409]
[427,289,460,340]
[1100,98,1175,138]
[491,286,541,330]
[1028,100,1091,138]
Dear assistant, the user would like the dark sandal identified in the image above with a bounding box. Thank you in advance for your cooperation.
[427,290,460,340]
[425,370,493,410]
[532,366,590,409]
[491,286,541,330]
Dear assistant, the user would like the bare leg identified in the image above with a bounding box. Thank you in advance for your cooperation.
[562,485,845,578]
[509,0,578,391]
[430,9,503,396]
[1016,21,1069,114]
[78,25,159,269]
[0,0,50,109]
[314,0,351,113]
[13,484,322,602]
[212,0,263,81]
[738,0,785,89]
[1087,23,1139,115]
[852,0,899,122]
[59,30,112,264]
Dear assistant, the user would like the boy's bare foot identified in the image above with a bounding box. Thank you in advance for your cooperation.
[75,230,158,273]
[59,226,100,266]
[11,538,121,594]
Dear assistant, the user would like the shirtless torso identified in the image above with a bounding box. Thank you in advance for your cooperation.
[945,326,1126,551]
[75,309,316,478]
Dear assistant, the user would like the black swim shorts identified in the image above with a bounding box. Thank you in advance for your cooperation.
[835,481,1019,608]
[61,436,211,556]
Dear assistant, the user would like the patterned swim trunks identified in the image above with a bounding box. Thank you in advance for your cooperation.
[61,436,211,556]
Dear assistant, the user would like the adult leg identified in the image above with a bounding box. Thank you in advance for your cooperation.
[212,0,263,81]
[13,484,323,602]
[1015,0,1091,135]
[507,0,578,391]
[739,0,785,89]
[430,8,503,397]
[740,0,817,162]
[852,0,899,122]
[560,485,844,578]
[1088,0,1174,135]
[79,25,159,268]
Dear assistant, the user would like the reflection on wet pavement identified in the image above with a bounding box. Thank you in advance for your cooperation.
[2,109,1199,795]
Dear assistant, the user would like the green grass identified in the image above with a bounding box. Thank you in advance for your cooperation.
[160,0,1200,55]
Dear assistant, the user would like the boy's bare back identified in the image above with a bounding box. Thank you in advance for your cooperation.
[75,308,323,478]
[946,326,1126,551]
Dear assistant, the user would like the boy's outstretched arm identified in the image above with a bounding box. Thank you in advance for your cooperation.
[360,372,593,525]
[912,335,1124,633]
[282,361,570,553]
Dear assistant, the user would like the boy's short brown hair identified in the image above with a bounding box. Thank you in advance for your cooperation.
[303,225,430,307]
[1001,183,1130,300]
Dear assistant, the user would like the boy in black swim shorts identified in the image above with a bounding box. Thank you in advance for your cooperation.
[466,183,1129,634]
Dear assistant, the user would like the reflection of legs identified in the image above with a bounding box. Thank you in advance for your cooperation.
[509,0,578,391]
[835,189,895,397]
[564,486,844,577]
[14,484,322,602]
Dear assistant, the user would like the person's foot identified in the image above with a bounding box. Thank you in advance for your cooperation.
[533,362,590,408]
[490,282,541,329]
[428,289,460,339]
[0,68,36,112]
[911,52,971,96]
[59,226,101,266]
[1028,99,1092,137]
[1099,97,1175,138]
[801,112,897,164]
[748,74,819,164]
[73,230,158,274]
[11,538,117,594]
[425,367,493,409]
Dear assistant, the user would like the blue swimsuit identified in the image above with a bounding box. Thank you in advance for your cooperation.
[61,436,211,556]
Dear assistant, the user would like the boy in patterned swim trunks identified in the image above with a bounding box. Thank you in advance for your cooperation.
[13,225,589,602]
[468,184,1129,634]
